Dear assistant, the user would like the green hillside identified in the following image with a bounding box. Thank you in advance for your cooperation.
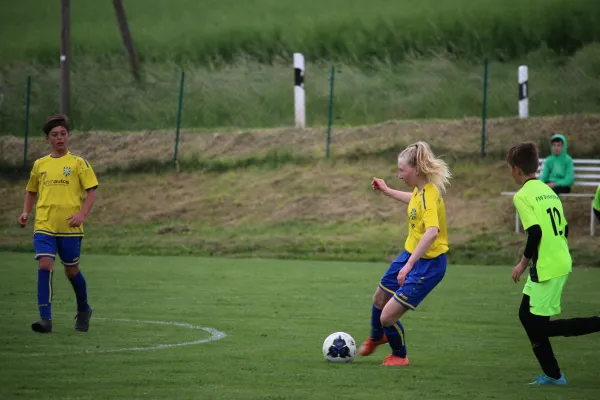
[1,0,599,64]
[1,0,600,134]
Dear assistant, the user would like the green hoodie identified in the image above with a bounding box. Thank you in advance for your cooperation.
[540,133,574,187]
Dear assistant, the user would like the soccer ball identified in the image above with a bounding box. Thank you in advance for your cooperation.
[322,332,356,363]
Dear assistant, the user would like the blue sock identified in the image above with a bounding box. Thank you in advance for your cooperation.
[370,305,384,340]
[37,269,53,320]
[69,271,89,312]
[383,321,407,358]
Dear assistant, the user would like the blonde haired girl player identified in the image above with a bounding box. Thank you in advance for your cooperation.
[359,141,451,366]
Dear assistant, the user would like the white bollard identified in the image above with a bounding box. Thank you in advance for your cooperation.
[294,53,305,129]
[518,65,528,118]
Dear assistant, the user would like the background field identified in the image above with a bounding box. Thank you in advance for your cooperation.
[2,253,600,400]
[1,2,600,398]
[2,115,600,267]
[1,0,600,133]
[2,0,600,64]
[2,47,600,135]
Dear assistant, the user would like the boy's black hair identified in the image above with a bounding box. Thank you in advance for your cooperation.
[42,114,70,135]
[507,142,539,175]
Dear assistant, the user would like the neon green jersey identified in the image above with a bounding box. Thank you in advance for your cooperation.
[513,179,571,282]
[594,185,600,211]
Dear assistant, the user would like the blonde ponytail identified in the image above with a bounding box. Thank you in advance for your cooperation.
[398,142,451,194]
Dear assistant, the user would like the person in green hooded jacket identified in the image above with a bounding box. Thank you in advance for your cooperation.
[540,134,574,194]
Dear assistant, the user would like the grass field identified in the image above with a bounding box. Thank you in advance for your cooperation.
[1,252,600,399]
[1,1,600,133]
[2,3,598,397]
[2,0,599,64]
[2,45,600,135]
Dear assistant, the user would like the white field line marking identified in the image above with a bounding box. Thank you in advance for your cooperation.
[95,318,227,353]
[3,317,227,357]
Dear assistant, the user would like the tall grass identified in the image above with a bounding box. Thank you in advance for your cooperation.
[2,0,599,134]
[1,0,599,65]
[2,44,600,135]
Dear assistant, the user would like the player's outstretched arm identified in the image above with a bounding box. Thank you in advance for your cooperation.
[18,191,37,227]
[371,177,412,204]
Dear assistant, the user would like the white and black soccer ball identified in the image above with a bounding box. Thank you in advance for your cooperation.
[322,332,356,363]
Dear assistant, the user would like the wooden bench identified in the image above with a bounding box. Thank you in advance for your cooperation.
[501,158,600,236]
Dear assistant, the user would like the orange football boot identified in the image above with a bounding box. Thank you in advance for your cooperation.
[381,354,410,366]
[358,334,388,356]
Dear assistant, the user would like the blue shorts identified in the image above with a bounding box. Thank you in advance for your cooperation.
[378,250,447,310]
[33,233,82,266]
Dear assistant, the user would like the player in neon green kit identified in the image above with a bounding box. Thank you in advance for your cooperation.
[507,142,600,386]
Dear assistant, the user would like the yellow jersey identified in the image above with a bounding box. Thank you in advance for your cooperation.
[404,182,448,258]
[25,152,98,236]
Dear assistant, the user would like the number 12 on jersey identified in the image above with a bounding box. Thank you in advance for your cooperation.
[546,207,563,236]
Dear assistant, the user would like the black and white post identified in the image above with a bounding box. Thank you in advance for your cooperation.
[518,65,528,118]
[294,53,305,129]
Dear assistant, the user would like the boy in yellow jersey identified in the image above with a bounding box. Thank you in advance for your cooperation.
[18,115,98,333]
[359,142,451,366]
[507,142,600,386]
